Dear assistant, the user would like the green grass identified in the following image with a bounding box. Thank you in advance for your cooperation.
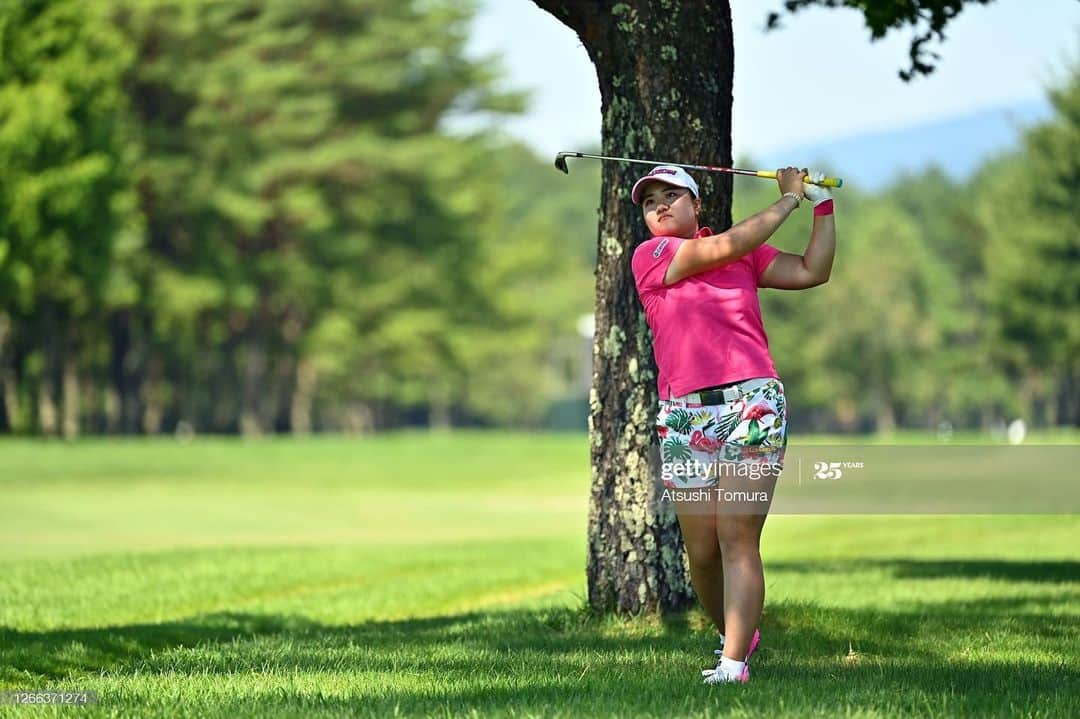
[1,431,1077,718]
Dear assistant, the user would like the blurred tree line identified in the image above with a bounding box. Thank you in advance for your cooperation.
[0,0,596,436]
[742,58,1079,433]
[0,0,1075,436]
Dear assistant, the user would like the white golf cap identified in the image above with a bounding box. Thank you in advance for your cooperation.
[631,165,700,204]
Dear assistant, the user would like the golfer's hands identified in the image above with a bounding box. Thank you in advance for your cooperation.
[802,170,833,206]
[776,166,808,199]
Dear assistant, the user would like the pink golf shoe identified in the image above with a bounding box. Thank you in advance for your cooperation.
[701,628,760,682]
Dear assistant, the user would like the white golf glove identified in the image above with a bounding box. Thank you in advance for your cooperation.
[802,170,833,206]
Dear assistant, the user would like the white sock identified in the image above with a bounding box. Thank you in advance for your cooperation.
[718,656,745,679]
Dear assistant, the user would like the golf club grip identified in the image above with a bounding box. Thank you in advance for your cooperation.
[755,170,843,188]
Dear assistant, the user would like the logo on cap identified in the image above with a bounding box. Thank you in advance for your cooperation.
[650,168,676,176]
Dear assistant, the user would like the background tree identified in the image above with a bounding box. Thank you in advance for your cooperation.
[974,59,1080,426]
[0,0,138,437]
[113,0,530,434]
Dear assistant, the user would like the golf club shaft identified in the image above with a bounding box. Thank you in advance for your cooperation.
[555,151,843,188]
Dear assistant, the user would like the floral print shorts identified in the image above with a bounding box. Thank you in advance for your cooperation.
[656,377,788,489]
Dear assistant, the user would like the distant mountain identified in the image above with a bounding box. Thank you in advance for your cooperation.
[751,99,1054,192]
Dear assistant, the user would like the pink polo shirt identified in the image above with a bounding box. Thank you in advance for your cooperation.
[631,226,781,400]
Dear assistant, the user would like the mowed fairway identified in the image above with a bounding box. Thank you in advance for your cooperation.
[1,432,1077,718]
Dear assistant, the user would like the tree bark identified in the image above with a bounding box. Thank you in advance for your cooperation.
[1063,368,1079,428]
[342,402,373,434]
[261,349,291,434]
[0,313,15,432]
[62,346,80,440]
[533,0,735,614]
[239,335,267,437]
[429,383,452,430]
[103,382,120,433]
[109,310,143,434]
[210,333,239,432]
[290,357,317,435]
[0,368,16,433]
[37,307,60,437]
[874,394,896,434]
[38,375,58,436]
[141,351,164,435]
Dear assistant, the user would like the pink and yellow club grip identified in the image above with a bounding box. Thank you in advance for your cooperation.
[755,170,843,188]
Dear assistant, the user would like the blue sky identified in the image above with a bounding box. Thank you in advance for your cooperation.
[453,0,1079,159]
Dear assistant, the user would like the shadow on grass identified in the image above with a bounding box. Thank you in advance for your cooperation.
[1,560,1077,718]
[767,558,1080,584]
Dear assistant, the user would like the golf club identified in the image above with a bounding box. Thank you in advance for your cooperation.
[554,151,843,188]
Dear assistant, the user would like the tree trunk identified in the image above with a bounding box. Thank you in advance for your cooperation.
[834,396,858,432]
[270,352,295,433]
[141,351,165,435]
[38,375,58,436]
[1018,372,1036,424]
[290,357,317,435]
[37,308,60,437]
[1063,368,1080,428]
[179,331,205,432]
[239,335,267,437]
[62,347,80,440]
[211,333,239,432]
[873,384,896,434]
[103,382,120,433]
[533,0,735,614]
[0,367,16,433]
[0,313,15,432]
[429,383,452,430]
[342,402,373,434]
[110,310,142,434]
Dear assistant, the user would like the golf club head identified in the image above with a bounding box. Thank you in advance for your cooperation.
[554,153,570,174]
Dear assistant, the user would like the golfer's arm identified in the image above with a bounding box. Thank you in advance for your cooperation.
[663,196,799,285]
[802,213,835,283]
[759,212,836,289]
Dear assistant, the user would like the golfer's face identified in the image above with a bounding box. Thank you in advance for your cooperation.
[642,183,698,237]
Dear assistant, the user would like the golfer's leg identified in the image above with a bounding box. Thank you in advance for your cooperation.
[674,498,725,634]
[715,484,774,661]
[713,378,786,663]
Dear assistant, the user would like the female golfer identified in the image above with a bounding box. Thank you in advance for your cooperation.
[630,164,836,684]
